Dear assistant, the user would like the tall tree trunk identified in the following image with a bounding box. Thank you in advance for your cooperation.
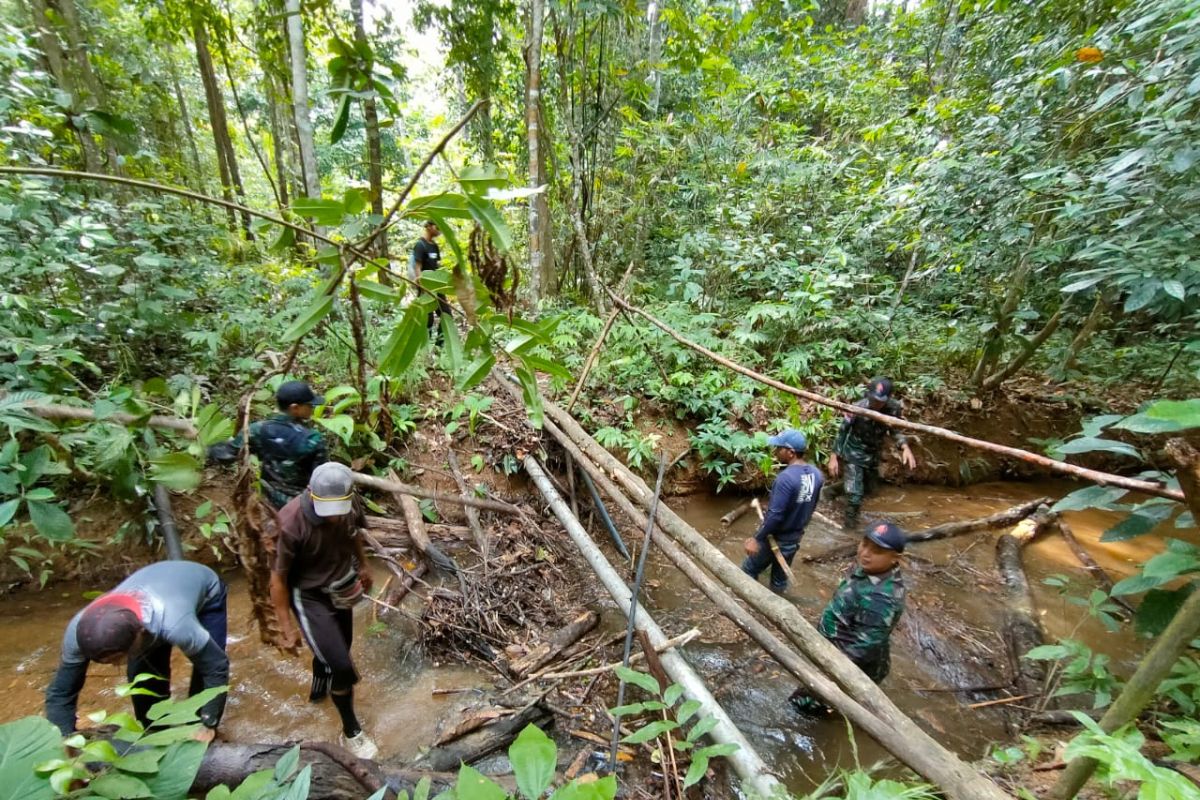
[26,0,100,172]
[524,0,554,300]
[285,0,321,200]
[1062,292,1108,372]
[266,82,291,210]
[351,0,386,260]
[53,0,121,173]
[645,0,663,115]
[165,48,206,191]
[191,6,238,232]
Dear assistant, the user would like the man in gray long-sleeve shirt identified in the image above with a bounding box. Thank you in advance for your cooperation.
[44,561,229,738]
[741,429,824,594]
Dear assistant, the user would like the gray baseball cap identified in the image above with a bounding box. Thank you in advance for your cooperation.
[310,462,355,517]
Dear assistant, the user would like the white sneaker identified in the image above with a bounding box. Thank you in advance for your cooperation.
[341,731,379,760]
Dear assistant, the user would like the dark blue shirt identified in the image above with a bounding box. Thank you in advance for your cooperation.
[754,462,824,545]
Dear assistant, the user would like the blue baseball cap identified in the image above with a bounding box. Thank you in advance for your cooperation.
[865,521,907,553]
[766,429,807,453]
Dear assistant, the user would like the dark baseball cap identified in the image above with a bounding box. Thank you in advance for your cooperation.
[866,377,893,402]
[276,380,324,409]
[865,521,907,553]
[766,429,808,453]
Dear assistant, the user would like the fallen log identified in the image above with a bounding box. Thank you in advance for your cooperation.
[447,449,490,562]
[392,471,461,580]
[352,471,521,514]
[18,399,200,437]
[804,498,1050,563]
[1056,520,1135,619]
[996,510,1054,697]
[531,387,1014,800]
[720,499,753,527]
[523,454,785,800]
[422,702,550,772]
[191,742,467,800]
[509,610,600,677]
[547,416,982,782]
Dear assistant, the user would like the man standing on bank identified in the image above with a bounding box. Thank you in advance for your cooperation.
[45,561,229,740]
[741,429,824,595]
[269,462,378,758]
[828,377,917,530]
[411,220,451,343]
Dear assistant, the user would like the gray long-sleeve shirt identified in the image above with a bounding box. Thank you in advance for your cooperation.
[45,561,229,733]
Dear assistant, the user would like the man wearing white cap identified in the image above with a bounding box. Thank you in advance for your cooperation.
[269,462,378,758]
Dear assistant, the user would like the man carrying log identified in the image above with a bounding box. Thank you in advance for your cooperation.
[45,561,229,740]
[791,522,907,714]
[741,429,824,595]
[207,380,329,509]
[269,462,378,759]
[827,377,917,529]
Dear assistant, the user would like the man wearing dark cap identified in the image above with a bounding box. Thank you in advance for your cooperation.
[741,429,824,595]
[411,220,451,344]
[269,462,377,758]
[208,380,329,509]
[44,561,229,737]
[790,522,907,714]
[827,376,917,529]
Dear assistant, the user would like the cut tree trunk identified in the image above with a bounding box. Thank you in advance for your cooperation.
[422,703,549,773]
[996,512,1054,697]
[804,498,1049,563]
[509,610,599,676]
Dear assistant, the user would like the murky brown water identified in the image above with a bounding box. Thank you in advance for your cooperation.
[0,479,1193,795]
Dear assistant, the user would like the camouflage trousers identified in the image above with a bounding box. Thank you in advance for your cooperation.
[840,461,879,528]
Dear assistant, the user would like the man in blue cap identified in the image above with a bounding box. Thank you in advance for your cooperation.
[208,380,329,509]
[790,521,907,714]
[741,429,824,595]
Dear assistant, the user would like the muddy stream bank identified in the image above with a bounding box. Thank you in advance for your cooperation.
[0,478,1190,795]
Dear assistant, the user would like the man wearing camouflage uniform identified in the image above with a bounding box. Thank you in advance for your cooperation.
[827,377,917,529]
[790,522,907,714]
[208,381,329,508]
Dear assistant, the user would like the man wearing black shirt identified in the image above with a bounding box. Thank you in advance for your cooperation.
[411,220,450,343]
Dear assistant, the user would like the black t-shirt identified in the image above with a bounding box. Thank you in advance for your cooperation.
[412,237,441,275]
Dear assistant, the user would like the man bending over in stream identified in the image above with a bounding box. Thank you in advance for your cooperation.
[741,429,824,595]
[270,462,378,759]
[45,561,229,740]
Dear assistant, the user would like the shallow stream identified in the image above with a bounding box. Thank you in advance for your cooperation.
[0,479,1191,795]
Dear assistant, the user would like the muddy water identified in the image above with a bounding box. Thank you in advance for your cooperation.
[0,479,1193,795]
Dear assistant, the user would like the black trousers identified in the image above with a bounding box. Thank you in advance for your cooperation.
[128,583,228,725]
[291,588,360,697]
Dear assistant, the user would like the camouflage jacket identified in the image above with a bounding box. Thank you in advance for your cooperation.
[832,398,909,467]
[818,565,906,678]
[208,414,328,509]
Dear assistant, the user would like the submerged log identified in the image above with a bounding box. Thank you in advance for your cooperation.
[422,703,549,773]
[720,499,753,527]
[529,386,1014,800]
[523,454,785,799]
[1055,520,1135,619]
[996,511,1054,697]
[804,498,1050,563]
[509,610,600,677]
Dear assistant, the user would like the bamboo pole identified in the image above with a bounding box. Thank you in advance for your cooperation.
[606,292,1182,503]
[534,392,1013,800]
[522,455,784,799]
[566,262,636,412]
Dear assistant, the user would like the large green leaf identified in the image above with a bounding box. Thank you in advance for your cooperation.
[509,724,556,800]
[1114,400,1200,434]
[458,166,510,197]
[548,776,617,800]
[1053,437,1142,460]
[133,740,207,800]
[404,193,472,219]
[378,306,429,377]
[1101,503,1175,542]
[453,764,506,800]
[0,716,61,800]
[283,295,335,342]
[515,366,543,430]
[1136,585,1195,637]
[465,195,512,253]
[456,353,495,392]
[148,452,202,492]
[27,500,75,541]
[356,281,403,303]
[291,197,345,226]
[90,771,152,799]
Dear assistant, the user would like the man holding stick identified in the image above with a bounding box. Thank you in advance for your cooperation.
[741,430,824,595]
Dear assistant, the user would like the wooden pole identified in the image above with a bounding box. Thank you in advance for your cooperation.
[523,455,785,799]
[532,390,1014,800]
[352,471,521,514]
[1050,440,1200,799]
[606,292,1182,503]
[750,497,795,583]
[565,262,636,413]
